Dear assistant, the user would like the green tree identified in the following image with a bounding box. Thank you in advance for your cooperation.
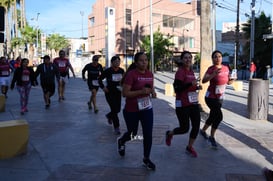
[241,11,272,67]
[141,28,174,71]
[46,34,70,57]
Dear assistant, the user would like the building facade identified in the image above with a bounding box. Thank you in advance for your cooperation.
[87,0,200,64]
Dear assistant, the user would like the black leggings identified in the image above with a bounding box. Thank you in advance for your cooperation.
[205,97,223,129]
[105,90,121,129]
[174,104,200,139]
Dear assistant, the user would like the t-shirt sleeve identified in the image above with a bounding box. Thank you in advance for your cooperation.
[123,71,134,86]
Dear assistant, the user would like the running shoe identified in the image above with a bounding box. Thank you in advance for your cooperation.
[186,146,198,157]
[165,130,173,146]
[94,109,99,114]
[208,136,218,149]
[87,102,92,110]
[117,137,125,156]
[143,158,156,170]
[200,129,208,139]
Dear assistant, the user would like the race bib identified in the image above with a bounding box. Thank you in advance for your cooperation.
[215,85,226,94]
[112,74,122,82]
[58,62,66,67]
[188,92,198,103]
[92,80,99,86]
[137,96,152,110]
[22,75,29,81]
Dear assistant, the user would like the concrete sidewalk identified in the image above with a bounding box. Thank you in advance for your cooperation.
[0,71,272,181]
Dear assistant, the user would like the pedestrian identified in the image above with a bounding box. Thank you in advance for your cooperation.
[98,55,124,134]
[10,58,36,115]
[53,50,76,101]
[14,56,21,69]
[82,55,103,113]
[249,60,256,79]
[199,50,235,149]
[165,51,202,157]
[35,55,60,109]
[117,52,157,171]
[0,56,12,98]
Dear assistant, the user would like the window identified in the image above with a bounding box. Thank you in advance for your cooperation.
[163,15,170,27]
[153,13,161,17]
[126,30,132,47]
[162,15,194,30]
[126,9,132,25]
[189,37,194,48]
[90,17,95,27]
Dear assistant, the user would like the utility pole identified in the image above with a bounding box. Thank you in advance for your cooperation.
[36,13,40,58]
[235,0,240,69]
[150,0,154,73]
[212,0,216,50]
[80,11,84,38]
[250,0,255,65]
[199,0,213,112]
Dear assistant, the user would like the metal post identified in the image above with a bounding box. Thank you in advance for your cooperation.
[250,0,255,65]
[36,13,40,58]
[80,11,84,38]
[212,0,216,50]
[235,0,240,69]
[271,0,273,80]
[150,0,154,73]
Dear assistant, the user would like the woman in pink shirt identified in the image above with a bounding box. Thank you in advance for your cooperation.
[10,58,36,115]
[117,52,156,170]
[200,50,234,149]
[165,51,202,157]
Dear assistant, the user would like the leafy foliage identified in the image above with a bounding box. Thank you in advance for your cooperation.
[241,11,272,67]
[141,28,174,69]
[46,34,70,53]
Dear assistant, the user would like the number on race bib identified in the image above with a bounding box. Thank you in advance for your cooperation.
[137,96,152,110]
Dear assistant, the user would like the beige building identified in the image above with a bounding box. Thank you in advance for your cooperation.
[88,0,200,62]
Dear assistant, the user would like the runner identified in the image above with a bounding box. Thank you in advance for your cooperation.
[53,50,76,101]
[82,55,103,113]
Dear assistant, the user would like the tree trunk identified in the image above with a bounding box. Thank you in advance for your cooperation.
[248,79,269,120]
[198,0,213,112]
[20,0,26,28]
[13,1,19,57]
[4,7,11,57]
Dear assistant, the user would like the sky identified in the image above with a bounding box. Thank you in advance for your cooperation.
[25,0,273,38]
[25,0,95,38]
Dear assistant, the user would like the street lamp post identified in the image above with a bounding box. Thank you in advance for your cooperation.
[182,29,189,51]
[34,13,40,58]
[80,11,84,38]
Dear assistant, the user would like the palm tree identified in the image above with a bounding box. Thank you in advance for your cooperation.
[20,0,25,28]
[20,24,37,60]
[47,34,70,58]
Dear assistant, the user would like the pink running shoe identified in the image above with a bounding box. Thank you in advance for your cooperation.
[186,146,198,158]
